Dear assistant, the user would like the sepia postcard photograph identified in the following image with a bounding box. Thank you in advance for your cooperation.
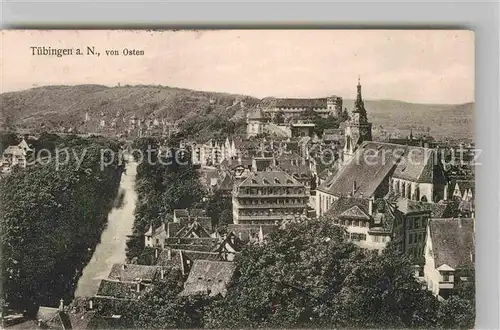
[0,29,475,329]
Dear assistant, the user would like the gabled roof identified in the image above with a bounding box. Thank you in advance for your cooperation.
[392,147,437,183]
[454,180,475,195]
[227,224,278,241]
[396,198,458,218]
[318,142,404,198]
[339,205,371,220]
[96,280,145,300]
[238,170,303,187]
[179,260,236,297]
[429,218,475,269]
[324,197,370,219]
[108,264,160,282]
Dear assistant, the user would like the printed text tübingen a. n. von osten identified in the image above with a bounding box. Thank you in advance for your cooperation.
[30,46,145,57]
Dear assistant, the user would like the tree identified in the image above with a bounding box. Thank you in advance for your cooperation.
[274,110,285,124]
[206,190,233,229]
[437,278,475,329]
[0,136,124,314]
[204,217,439,329]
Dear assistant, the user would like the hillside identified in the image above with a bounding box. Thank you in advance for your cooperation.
[0,85,474,141]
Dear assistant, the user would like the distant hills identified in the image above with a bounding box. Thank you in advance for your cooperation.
[0,85,474,141]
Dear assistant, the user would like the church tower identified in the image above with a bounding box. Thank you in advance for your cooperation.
[343,77,372,162]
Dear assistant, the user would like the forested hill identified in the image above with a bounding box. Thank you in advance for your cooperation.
[0,85,474,141]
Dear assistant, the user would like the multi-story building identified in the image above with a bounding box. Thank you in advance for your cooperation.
[232,170,309,225]
[189,137,239,166]
[423,218,475,300]
[246,108,268,138]
[260,96,343,120]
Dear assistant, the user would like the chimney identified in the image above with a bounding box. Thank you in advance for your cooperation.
[89,299,93,310]
[167,248,172,260]
[160,267,165,280]
[352,180,357,195]
[136,281,141,293]
[154,248,158,259]
[122,264,126,270]
[59,299,64,312]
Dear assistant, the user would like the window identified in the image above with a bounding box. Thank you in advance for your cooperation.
[408,233,413,244]
[415,218,420,229]
[351,233,367,241]
[442,273,450,282]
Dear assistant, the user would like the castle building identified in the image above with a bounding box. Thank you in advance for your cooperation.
[343,78,373,163]
[260,96,343,120]
[232,170,309,225]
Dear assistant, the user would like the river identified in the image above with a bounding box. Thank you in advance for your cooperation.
[74,158,138,297]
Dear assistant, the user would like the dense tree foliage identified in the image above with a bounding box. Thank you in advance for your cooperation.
[127,138,206,261]
[206,190,233,230]
[203,218,439,329]
[0,135,124,314]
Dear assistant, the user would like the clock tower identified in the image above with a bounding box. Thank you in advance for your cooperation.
[343,77,372,162]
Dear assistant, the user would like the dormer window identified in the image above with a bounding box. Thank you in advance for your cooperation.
[274,178,280,184]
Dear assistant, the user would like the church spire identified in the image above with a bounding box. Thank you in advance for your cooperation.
[354,76,364,113]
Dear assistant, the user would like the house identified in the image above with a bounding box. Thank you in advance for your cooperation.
[232,170,309,225]
[107,264,164,284]
[226,223,278,243]
[392,198,432,264]
[189,137,240,166]
[423,218,475,300]
[323,197,400,251]
[451,180,475,201]
[35,300,72,330]
[1,138,34,171]
[178,260,236,298]
[322,128,343,146]
[95,280,147,301]
[246,108,268,138]
[144,209,213,249]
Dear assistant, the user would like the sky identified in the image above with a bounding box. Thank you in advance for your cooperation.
[1,30,474,104]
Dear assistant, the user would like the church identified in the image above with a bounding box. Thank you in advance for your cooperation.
[316,79,449,217]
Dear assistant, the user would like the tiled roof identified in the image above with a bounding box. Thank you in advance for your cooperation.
[324,197,398,234]
[227,224,278,241]
[238,170,303,187]
[3,146,26,157]
[319,142,447,197]
[96,280,144,300]
[324,197,370,219]
[177,250,223,262]
[108,264,160,282]
[429,218,475,269]
[392,147,436,183]
[36,307,59,324]
[396,198,458,218]
[179,260,236,297]
[318,142,404,198]
[155,249,182,268]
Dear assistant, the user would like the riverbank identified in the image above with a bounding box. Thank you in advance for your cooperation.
[74,160,138,297]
